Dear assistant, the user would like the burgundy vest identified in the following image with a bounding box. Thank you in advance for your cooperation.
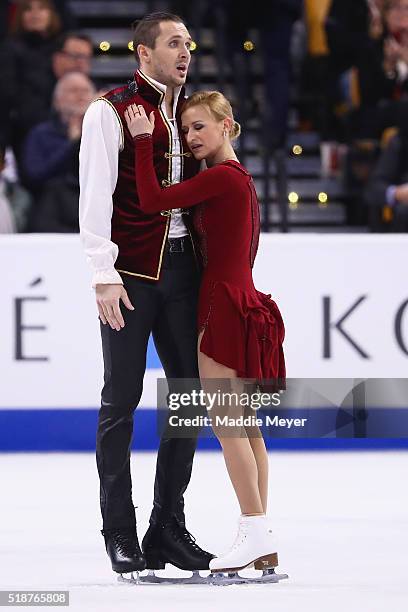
[100,70,200,281]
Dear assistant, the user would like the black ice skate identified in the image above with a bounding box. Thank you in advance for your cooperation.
[136,517,214,584]
[115,517,289,586]
[102,528,146,576]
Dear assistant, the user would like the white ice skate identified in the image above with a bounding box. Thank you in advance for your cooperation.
[209,514,288,585]
[117,516,288,586]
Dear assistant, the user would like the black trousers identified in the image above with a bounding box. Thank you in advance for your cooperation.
[96,240,201,530]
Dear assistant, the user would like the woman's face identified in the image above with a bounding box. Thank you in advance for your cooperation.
[22,1,51,33]
[181,105,225,162]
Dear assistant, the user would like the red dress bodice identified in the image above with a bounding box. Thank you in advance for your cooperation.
[134,136,285,384]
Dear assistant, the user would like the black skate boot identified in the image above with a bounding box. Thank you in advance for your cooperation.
[102,528,146,574]
[142,516,214,571]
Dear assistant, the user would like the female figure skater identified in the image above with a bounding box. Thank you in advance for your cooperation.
[124,91,285,574]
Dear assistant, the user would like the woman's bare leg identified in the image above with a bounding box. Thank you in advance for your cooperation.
[246,432,268,513]
[198,331,264,515]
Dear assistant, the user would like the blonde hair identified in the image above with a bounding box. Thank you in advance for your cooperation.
[182,91,241,141]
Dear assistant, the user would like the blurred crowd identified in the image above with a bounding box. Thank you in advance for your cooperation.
[1,0,408,233]
[0,0,96,233]
[301,0,408,229]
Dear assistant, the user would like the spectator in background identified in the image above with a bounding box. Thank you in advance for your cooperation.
[1,1,74,41]
[261,0,302,151]
[0,146,16,233]
[351,0,408,138]
[300,0,341,174]
[0,0,62,168]
[364,100,408,230]
[325,0,385,77]
[23,72,95,232]
[52,31,93,79]
[0,143,32,232]
[219,0,302,153]
[300,0,386,143]
[171,0,302,152]
[0,2,17,42]
[52,0,76,30]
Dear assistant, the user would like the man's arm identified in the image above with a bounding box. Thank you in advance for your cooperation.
[79,99,134,331]
[22,122,79,184]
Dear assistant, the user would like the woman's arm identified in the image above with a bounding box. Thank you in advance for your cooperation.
[125,103,237,214]
[134,134,235,214]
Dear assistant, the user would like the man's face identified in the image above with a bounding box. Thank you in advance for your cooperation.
[55,74,95,118]
[138,21,192,88]
[53,38,93,78]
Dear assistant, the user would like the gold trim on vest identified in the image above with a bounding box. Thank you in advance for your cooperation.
[164,151,192,158]
[136,70,173,279]
[94,97,124,150]
[117,215,170,280]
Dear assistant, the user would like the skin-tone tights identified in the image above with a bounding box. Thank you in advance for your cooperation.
[198,330,268,516]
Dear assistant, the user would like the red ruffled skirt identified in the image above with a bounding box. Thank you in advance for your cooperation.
[198,280,285,387]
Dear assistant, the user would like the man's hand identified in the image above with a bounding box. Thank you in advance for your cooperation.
[67,115,83,141]
[95,284,134,331]
[124,104,155,138]
[395,183,408,206]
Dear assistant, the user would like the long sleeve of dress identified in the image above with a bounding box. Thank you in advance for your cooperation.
[134,134,238,213]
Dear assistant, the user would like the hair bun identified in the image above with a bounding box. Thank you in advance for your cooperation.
[230,120,241,140]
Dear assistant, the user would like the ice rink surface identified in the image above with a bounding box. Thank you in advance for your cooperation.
[0,450,407,612]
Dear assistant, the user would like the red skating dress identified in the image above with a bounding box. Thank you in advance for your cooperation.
[134,134,285,384]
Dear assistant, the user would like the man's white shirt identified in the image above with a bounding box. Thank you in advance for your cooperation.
[79,75,187,288]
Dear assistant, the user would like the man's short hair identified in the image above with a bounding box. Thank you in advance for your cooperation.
[55,31,93,53]
[132,11,185,61]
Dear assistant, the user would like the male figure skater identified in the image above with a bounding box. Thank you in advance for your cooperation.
[79,12,213,574]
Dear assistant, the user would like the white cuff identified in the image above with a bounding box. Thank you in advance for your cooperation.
[92,268,124,288]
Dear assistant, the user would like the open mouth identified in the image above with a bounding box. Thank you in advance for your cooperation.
[176,64,187,76]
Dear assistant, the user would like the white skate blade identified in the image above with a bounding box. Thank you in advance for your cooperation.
[140,570,209,585]
[210,568,289,585]
[239,568,289,584]
[117,571,141,585]
[118,568,288,586]
[209,571,247,586]
[119,569,209,585]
